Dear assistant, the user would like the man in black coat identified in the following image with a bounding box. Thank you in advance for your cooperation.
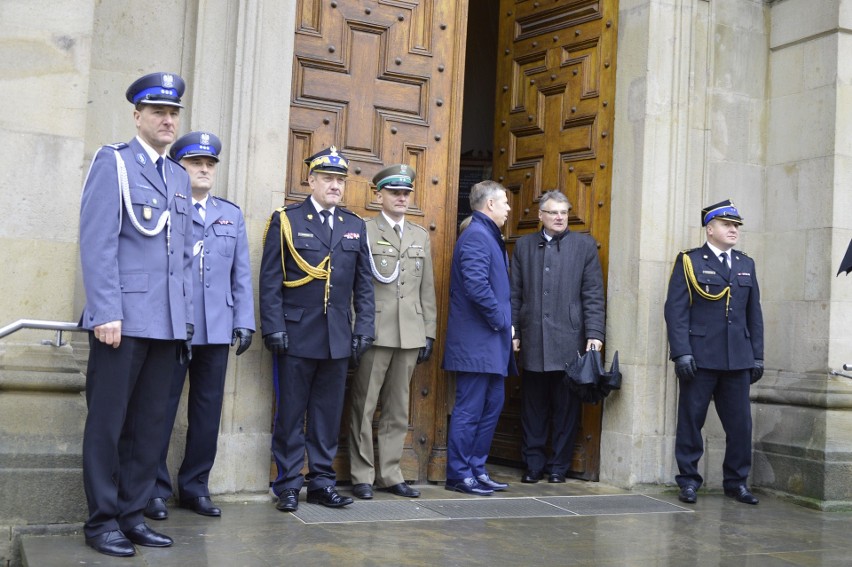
[664,199,764,505]
[259,146,375,512]
[510,190,605,484]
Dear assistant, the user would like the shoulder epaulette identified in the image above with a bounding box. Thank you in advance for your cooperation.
[105,142,128,150]
[212,196,241,210]
[407,220,428,233]
[733,249,749,257]
[338,206,362,220]
[680,247,699,255]
[167,156,186,170]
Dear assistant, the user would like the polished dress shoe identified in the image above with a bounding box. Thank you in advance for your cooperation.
[307,486,354,507]
[521,470,543,484]
[445,477,493,496]
[382,482,421,498]
[275,488,299,512]
[678,485,697,504]
[144,497,168,520]
[124,523,173,547]
[85,530,135,557]
[180,496,222,517]
[724,485,759,505]
[548,473,567,484]
[352,483,374,500]
[476,474,508,491]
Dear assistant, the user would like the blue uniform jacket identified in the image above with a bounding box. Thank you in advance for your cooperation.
[259,197,375,359]
[79,137,193,340]
[191,196,255,345]
[664,244,764,371]
[442,211,518,376]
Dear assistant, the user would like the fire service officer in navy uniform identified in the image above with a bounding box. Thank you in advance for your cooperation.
[78,72,194,557]
[144,131,255,522]
[664,199,764,506]
[259,146,375,512]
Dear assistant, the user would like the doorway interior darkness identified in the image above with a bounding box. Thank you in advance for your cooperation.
[457,0,500,231]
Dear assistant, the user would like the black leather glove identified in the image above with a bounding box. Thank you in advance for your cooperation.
[179,323,194,365]
[349,335,374,369]
[673,354,697,381]
[751,359,764,384]
[264,331,288,356]
[417,337,434,364]
[232,328,253,356]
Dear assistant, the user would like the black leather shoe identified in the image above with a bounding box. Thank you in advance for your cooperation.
[521,470,543,483]
[124,523,173,547]
[275,488,299,512]
[445,477,493,496]
[382,482,421,498]
[548,473,567,484]
[352,483,374,500]
[678,485,697,504]
[144,497,168,520]
[85,530,135,557]
[307,486,353,507]
[724,485,759,505]
[477,474,508,491]
[180,496,221,517]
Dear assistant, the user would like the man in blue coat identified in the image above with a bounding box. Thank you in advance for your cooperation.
[144,132,255,521]
[443,180,518,496]
[664,199,764,506]
[259,146,375,511]
[78,72,194,557]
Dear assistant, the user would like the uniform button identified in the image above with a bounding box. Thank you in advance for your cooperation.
[206,283,210,288]
[205,250,210,255]
[544,290,548,295]
[170,271,173,275]
[206,266,211,271]
[545,267,550,272]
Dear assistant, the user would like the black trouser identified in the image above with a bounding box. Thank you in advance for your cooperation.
[152,344,229,501]
[675,368,752,490]
[521,370,581,475]
[83,335,177,538]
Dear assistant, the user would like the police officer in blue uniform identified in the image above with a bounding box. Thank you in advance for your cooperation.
[664,199,764,506]
[144,132,256,521]
[259,146,375,511]
[78,72,194,557]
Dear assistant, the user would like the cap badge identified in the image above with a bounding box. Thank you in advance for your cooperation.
[200,133,210,145]
[163,74,175,88]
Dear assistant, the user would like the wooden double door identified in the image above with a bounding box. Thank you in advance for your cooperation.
[286,0,617,482]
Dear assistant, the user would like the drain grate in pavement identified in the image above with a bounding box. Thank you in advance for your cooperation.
[290,494,689,525]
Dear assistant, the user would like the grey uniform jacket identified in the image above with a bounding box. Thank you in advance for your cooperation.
[79,137,193,340]
[190,196,255,345]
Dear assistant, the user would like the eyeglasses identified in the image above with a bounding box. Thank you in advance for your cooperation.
[540,209,569,217]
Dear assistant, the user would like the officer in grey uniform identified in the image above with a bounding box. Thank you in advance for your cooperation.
[348,164,437,500]
[144,132,255,521]
[78,72,193,557]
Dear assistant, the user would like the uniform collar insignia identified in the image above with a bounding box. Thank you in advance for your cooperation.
[136,153,147,165]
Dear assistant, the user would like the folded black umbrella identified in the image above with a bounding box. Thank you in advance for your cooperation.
[838,238,852,276]
[564,349,622,404]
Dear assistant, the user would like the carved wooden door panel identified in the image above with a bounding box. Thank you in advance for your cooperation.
[490,0,618,480]
[286,0,467,483]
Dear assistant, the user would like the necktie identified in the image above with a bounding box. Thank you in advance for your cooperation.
[719,252,730,277]
[156,157,166,187]
[320,210,332,240]
[194,202,205,221]
[393,223,402,239]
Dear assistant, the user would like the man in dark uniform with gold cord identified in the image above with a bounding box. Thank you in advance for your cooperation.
[348,164,437,500]
[664,199,764,506]
[260,146,375,512]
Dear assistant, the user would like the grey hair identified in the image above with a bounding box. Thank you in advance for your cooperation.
[540,190,569,209]
[469,180,506,211]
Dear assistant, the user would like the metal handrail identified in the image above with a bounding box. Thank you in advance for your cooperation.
[0,319,86,347]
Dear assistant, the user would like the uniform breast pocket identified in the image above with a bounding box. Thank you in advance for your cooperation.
[172,198,189,234]
[736,274,753,287]
[212,224,236,257]
[696,273,725,289]
[129,186,163,229]
[294,236,318,252]
[341,238,360,253]
[406,247,426,277]
[373,249,398,278]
